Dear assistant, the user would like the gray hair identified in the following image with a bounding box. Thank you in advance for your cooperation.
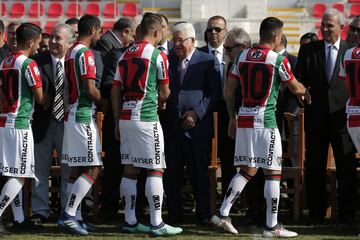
[227,27,251,48]
[54,23,76,44]
[172,22,195,39]
[323,8,346,26]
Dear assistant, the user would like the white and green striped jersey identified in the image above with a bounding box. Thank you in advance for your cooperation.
[113,40,169,122]
[0,53,42,129]
[230,45,294,128]
[64,42,97,123]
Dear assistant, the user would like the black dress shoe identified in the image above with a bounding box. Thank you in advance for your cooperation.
[197,217,211,226]
[13,219,42,230]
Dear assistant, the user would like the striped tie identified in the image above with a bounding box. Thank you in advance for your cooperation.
[53,60,64,121]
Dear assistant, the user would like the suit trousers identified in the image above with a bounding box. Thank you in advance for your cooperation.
[305,110,357,221]
[31,119,70,218]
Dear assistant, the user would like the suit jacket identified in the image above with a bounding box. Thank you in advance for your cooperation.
[296,39,350,129]
[92,49,104,89]
[95,30,123,57]
[198,45,228,84]
[32,51,60,143]
[163,48,222,140]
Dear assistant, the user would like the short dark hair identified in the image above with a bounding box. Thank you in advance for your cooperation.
[65,18,79,25]
[16,23,42,48]
[113,17,134,32]
[259,17,283,42]
[208,15,227,26]
[0,20,4,33]
[78,15,101,37]
[300,32,318,43]
[157,13,169,25]
[280,34,287,48]
[139,12,162,35]
[42,32,51,40]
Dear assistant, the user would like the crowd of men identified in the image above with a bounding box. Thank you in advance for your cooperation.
[0,7,358,238]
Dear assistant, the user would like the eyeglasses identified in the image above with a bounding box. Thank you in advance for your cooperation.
[224,44,241,52]
[172,37,191,44]
[350,25,360,34]
[206,27,226,33]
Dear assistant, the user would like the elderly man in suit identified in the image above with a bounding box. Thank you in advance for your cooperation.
[95,17,136,57]
[162,22,222,225]
[296,8,357,225]
[30,23,75,225]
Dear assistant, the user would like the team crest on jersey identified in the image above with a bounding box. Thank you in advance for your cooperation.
[248,49,264,60]
[88,56,95,66]
[354,48,360,58]
[128,45,141,53]
[4,55,15,67]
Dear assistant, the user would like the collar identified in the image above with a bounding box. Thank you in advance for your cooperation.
[159,40,168,52]
[208,44,224,55]
[255,44,272,50]
[109,30,123,47]
[51,54,64,67]
[184,47,196,62]
[278,49,286,55]
[324,38,340,50]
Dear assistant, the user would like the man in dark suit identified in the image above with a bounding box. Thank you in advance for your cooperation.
[162,22,221,225]
[95,17,136,57]
[30,23,75,224]
[0,20,9,63]
[296,8,357,224]
[157,14,173,55]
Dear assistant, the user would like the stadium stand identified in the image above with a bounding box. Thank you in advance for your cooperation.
[47,2,63,18]
[67,3,83,18]
[122,2,138,17]
[28,2,44,18]
[1,3,6,17]
[103,2,119,18]
[313,3,327,18]
[9,2,26,18]
[350,3,360,17]
[86,3,101,16]
[332,3,345,13]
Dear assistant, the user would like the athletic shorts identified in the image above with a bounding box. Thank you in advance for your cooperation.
[348,126,360,153]
[119,120,166,169]
[0,127,35,178]
[234,128,282,170]
[61,121,103,167]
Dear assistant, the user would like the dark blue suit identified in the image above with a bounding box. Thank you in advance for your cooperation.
[162,48,221,221]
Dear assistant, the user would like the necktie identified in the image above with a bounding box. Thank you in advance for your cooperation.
[179,58,188,84]
[53,61,64,121]
[158,46,166,52]
[326,45,336,82]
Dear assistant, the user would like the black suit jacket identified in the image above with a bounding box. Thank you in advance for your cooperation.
[296,40,350,128]
[95,30,123,57]
[32,51,56,143]
[162,49,222,140]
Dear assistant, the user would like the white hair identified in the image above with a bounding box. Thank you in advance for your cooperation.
[54,23,76,44]
[172,22,195,39]
[323,8,346,26]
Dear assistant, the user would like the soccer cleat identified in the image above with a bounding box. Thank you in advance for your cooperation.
[263,224,298,238]
[79,221,99,232]
[150,223,183,237]
[211,214,238,234]
[58,213,89,236]
[122,222,151,233]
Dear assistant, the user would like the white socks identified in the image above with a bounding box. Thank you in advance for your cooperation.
[11,191,24,223]
[0,178,24,217]
[264,175,281,228]
[120,177,137,225]
[220,172,250,216]
[67,182,83,221]
[145,172,164,227]
[65,174,94,217]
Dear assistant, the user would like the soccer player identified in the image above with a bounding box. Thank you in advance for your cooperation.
[211,17,308,238]
[0,22,45,234]
[111,13,182,236]
[58,15,102,236]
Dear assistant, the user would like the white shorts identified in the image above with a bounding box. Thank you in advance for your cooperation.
[348,126,360,153]
[0,127,35,178]
[62,121,103,167]
[234,128,282,170]
[119,120,166,169]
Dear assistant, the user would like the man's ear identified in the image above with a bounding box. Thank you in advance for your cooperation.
[90,26,96,35]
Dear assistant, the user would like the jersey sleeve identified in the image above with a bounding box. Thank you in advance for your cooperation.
[279,56,295,82]
[338,51,346,80]
[156,52,169,85]
[25,60,42,89]
[78,49,96,81]
[113,60,122,88]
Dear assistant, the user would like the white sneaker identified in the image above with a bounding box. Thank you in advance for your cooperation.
[263,224,298,238]
[211,214,238,234]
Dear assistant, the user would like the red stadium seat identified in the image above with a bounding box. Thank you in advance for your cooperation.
[103,3,119,18]
[350,4,360,17]
[29,3,44,18]
[86,3,100,16]
[44,21,58,34]
[67,3,82,18]
[313,3,327,18]
[341,25,349,40]
[123,2,138,17]
[348,0,360,3]
[9,3,26,18]
[103,22,114,33]
[1,3,6,17]
[48,3,63,18]
[332,3,344,13]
